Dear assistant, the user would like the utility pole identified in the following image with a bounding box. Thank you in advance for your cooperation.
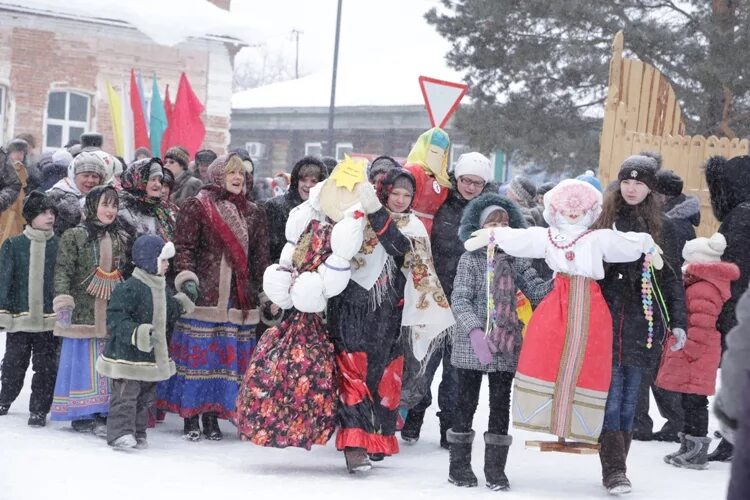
[327,0,343,157]
[291,29,303,79]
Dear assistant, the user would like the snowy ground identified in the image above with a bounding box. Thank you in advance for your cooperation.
[0,331,731,500]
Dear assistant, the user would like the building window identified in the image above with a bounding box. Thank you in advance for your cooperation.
[0,86,5,144]
[245,142,268,159]
[450,143,470,172]
[336,142,353,161]
[45,90,90,149]
[305,142,323,157]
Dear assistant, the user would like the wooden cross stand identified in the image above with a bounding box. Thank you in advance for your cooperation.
[525,437,600,455]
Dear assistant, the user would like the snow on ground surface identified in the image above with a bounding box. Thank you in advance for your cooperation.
[0,330,730,500]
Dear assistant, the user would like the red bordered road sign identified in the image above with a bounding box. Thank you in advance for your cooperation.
[418,76,469,128]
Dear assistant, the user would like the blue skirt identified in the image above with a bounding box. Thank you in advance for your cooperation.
[51,338,110,421]
[157,317,256,420]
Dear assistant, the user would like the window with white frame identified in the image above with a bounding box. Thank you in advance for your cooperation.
[305,142,323,157]
[45,91,90,149]
[449,143,470,172]
[245,142,268,159]
[335,142,353,161]
[0,86,5,144]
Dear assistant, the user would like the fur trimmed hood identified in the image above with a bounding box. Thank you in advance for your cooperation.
[705,155,750,221]
[684,261,740,302]
[665,194,701,227]
[458,193,526,242]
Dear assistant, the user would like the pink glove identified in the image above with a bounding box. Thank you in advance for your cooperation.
[469,328,493,365]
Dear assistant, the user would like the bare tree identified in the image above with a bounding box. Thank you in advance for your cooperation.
[233,46,297,91]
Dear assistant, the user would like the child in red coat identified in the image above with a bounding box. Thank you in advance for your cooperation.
[656,233,739,469]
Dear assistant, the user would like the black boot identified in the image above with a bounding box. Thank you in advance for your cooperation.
[183,416,201,441]
[438,411,453,450]
[652,422,680,443]
[599,431,631,495]
[484,432,512,491]
[201,413,223,441]
[71,418,95,433]
[28,412,46,427]
[447,429,478,487]
[707,437,733,462]
[344,447,372,473]
[0,404,9,416]
[400,409,425,443]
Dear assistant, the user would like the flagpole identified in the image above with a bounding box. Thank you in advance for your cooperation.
[326,0,343,158]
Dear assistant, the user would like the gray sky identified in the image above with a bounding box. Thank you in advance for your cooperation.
[230,0,455,77]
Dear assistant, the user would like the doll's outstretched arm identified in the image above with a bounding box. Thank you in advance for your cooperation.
[464,226,547,259]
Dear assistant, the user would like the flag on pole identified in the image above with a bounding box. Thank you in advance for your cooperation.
[129,69,150,151]
[105,81,124,157]
[161,72,205,157]
[164,84,174,124]
[120,79,134,163]
[149,74,167,158]
[136,71,149,133]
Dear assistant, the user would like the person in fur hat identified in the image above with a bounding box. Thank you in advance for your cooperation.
[157,153,268,441]
[163,146,201,208]
[46,151,106,236]
[655,233,739,469]
[447,193,550,491]
[97,234,194,449]
[506,175,544,227]
[466,178,662,495]
[51,186,131,435]
[264,156,328,263]
[0,192,59,427]
[703,154,750,461]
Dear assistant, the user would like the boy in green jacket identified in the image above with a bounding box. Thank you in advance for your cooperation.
[0,192,59,427]
[96,234,194,449]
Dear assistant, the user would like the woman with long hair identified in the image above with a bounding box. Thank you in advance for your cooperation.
[590,155,687,494]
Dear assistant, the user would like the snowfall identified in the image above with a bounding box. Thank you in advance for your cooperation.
[0,331,731,500]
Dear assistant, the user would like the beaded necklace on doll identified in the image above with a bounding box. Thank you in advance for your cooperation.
[485,231,497,334]
[642,254,655,348]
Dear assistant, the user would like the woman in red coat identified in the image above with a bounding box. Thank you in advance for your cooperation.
[657,233,739,469]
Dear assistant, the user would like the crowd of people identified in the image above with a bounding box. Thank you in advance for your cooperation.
[0,128,748,498]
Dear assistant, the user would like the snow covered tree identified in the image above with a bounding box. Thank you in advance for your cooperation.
[426,0,750,173]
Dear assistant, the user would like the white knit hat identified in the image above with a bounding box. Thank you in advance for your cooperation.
[682,233,727,263]
[454,152,492,182]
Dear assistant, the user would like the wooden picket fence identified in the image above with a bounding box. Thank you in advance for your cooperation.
[598,32,749,236]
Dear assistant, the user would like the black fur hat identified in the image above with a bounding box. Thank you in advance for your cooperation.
[617,155,658,189]
[655,169,684,197]
[459,193,527,243]
[705,155,750,221]
[80,132,103,149]
[23,191,57,224]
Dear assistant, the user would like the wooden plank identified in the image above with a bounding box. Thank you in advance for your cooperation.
[646,69,662,135]
[637,64,655,133]
[660,134,679,176]
[663,86,677,135]
[685,135,706,195]
[609,101,630,179]
[627,59,644,132]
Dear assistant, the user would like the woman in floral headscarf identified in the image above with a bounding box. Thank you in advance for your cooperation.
[118,158,176,242]
[157,153,269,442]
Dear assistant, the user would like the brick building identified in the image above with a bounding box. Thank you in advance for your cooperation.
[0,0,244,159]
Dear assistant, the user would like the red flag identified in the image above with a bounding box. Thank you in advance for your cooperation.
[164,84,173,123]
[129,69,150,151]
[161,72,205,158]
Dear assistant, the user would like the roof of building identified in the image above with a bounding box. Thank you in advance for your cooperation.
[0,0,257,46]
[232,61,466,109]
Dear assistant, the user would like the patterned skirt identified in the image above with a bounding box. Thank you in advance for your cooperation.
[512,274,613,443]
[51,338,110,421]
[156,317,256,420]
[236,312,338,450]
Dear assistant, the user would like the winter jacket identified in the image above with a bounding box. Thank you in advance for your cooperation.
[0,148,21,215]
[0,158,27,247]
[173,191,269,324]
[118,191,170,240]
[431,189,470,300]
[656,261,739,395]
[97,268,192,382]
[263,158,327,263]
[663,194,700,266]
[38,152,68,192]
[170,170,203,208]
[601,206,687,369]
[46,179,84,237]
[0,227,58,332]
[53,226,128,338]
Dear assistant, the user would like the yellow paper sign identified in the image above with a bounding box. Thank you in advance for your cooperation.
[329,154,366,191]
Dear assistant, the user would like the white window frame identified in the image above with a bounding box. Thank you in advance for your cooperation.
[305,142,323,157]
[335,142,353,161]
[449,143,470,172]
[245,141,268,159]
[44,90,91,150]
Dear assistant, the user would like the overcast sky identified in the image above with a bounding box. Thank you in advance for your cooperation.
[230,0,456,78]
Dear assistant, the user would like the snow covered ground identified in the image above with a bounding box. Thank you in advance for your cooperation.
[0,331,730,500]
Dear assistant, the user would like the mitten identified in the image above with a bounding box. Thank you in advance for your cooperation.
[469,328,493,364]
[182,281,199,302]
[355,180,382,214]
[56,307,73,328]
[465,228,494,252]
[670,328,687,352]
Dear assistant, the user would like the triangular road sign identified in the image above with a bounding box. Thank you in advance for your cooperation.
[419,76,469,128]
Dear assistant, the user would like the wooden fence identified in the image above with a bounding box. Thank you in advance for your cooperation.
[597,32,749,236]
